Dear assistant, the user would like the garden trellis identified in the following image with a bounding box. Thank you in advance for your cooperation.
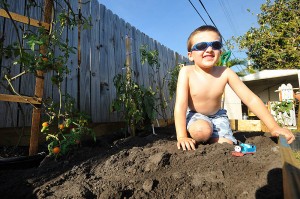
[0,0,52,155]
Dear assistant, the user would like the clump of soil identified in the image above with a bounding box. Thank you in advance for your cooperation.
[0,146,29,158]
[0,126,283,199]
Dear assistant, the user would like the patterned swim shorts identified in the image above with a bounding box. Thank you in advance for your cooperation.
[186,109,237,144]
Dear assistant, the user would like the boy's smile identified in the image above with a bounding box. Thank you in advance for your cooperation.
[188,31,222,70]
[203,54,215,60]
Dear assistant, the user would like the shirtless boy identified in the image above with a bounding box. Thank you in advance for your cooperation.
[174,25,295,151]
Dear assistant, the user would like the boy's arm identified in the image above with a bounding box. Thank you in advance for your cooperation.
[174,67,196,150]
[226,68,295,144]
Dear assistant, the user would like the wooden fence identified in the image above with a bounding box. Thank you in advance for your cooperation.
[0,0,189,128]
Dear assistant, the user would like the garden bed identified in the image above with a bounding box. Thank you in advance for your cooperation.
[0,126,283,198]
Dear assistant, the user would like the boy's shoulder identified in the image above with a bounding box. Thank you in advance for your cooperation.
[215,66,228,73]
[213,66,230,77]
[214,65,228,70]
[179,64,193,73]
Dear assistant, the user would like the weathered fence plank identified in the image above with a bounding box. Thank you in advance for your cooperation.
[90,0,101,122]
[112,14,126,122]
[166,48,176,118]
[131,29,143,86]
[0,1,25,127]
[106,8,116,121]
[52,2,67,107]
[19,0,43,127]
[140,31,151,88]
[98,4,111,122]
[80,0,92,116]
[157,41,168,120]
[108,13,118,122]
[66,0,79,103]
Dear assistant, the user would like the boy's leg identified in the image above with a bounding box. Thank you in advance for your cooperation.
[188,119,213,143]
[210,109,237,144]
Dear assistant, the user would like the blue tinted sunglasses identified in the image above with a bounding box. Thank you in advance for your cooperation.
[190,41,222,51]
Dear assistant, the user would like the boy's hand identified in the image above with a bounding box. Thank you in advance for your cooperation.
[177,137,196,151]
[271,127,295,144]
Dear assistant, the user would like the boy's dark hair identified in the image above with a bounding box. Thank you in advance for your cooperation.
[187,25,222,52]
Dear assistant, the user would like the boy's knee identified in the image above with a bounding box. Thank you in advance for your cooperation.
[188,120,212,142]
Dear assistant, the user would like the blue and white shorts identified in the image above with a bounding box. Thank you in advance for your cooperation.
[186,109,237,144]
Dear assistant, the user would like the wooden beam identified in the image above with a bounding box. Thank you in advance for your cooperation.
[0,94,41,104]
[297,101,300,131]
[29,0,53,156]
[229,119,269,132]
[278,136,300,199]
[0,8,50,29]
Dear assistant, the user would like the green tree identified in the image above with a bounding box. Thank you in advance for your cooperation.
[233,0,300,70]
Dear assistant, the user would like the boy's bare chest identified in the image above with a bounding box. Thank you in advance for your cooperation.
[189,73,226,98]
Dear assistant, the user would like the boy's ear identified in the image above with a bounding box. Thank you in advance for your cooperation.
[188,52,194,61]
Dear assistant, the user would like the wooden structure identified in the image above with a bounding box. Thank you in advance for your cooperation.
[223,84,242,120]
[269,83,297,129]
[278,136,300,199]
[0,1,52,155]
[224,70,300,132]
[230,119,269,132]
[241,70,300,118]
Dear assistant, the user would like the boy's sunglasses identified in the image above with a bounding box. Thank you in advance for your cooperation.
[190,41,222,51]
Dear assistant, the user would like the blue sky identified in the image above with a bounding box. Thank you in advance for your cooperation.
[98,0,266,62]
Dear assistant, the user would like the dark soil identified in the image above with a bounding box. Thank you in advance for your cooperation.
[0,125,283,199]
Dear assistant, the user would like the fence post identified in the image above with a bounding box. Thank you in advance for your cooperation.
[29,0,53,155]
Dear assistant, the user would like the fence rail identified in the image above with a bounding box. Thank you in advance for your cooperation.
[0,0,189,128]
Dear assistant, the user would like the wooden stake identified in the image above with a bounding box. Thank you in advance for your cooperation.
[125,36,132,81]
[29,0,53,155]
[125,36,135,136]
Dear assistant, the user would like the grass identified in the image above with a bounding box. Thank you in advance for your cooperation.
[290,131,300,166]
[292,150,300,166]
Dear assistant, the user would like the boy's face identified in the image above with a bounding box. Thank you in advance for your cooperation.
[188,31,222,69]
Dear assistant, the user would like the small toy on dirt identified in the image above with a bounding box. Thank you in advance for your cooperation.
[231,143,256,157]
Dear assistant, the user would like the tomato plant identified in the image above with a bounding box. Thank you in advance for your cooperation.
[112,72,155,136]
[112,45,164,136]
[167,63,184,99]
[41,94,95,157]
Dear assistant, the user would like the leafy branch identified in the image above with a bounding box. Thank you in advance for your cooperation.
[271,101,294,127]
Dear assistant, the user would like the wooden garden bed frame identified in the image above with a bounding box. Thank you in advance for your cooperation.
[278,136,300,199]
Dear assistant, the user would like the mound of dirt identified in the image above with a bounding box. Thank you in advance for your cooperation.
[0,127,283,199]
